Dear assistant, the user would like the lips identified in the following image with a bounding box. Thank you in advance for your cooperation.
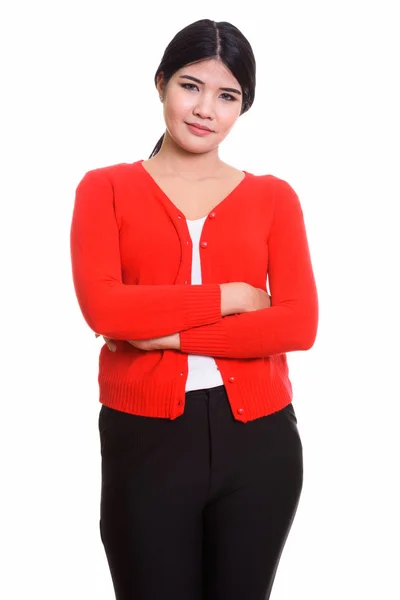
[186,122,213,132]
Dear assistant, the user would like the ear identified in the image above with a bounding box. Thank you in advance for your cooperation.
[156,72,165,97]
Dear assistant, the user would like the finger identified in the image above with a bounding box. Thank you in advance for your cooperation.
[128,340,147,350]
[101,335,116,352]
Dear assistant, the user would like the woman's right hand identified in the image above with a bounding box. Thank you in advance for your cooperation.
[220,282,271,316]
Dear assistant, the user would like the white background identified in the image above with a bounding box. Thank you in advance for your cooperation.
[2,1,399,598]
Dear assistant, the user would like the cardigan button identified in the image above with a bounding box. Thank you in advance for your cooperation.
[200,241,208,248]
[208,212,216,219]
[237,407,244,414]
[228,376,236,383]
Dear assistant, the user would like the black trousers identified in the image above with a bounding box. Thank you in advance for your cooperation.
[98,385,303,600]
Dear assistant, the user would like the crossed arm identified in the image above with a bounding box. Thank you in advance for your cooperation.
[72,170,318,360]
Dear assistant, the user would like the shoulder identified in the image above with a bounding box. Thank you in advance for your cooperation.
[76,160,142,187]
[244,171,298,202]
[247,171,297,194]
[253,171,300,200]
[245,172,304,223]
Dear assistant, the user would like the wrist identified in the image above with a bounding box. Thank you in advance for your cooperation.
[164,333,181,351]
[174,333,181,351]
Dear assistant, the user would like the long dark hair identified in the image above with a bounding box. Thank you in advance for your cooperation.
[149,19,256,158]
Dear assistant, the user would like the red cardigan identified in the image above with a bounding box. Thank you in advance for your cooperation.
[70,160,318,422]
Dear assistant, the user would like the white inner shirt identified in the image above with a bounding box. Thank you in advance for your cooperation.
[185,216,224,392]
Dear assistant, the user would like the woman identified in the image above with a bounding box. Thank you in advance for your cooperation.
[70,18,318,600]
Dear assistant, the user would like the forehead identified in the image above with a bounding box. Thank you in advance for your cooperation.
[174,59,240,88]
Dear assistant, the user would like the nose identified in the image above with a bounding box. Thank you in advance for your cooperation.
[193,93,215,121]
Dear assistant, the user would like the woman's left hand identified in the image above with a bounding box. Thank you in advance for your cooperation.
[95,332,181,352]
[127,333,181,351]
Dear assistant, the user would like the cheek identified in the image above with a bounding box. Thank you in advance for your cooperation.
[216,105,241,133]
[164,91,193,121]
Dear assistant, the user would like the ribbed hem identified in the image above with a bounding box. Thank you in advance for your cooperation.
[97,355,294,423]
[98,371,187,420]
[228,374,294,422]
[182,284,222,330]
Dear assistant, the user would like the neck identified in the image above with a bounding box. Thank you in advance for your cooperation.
[150,130,226,179]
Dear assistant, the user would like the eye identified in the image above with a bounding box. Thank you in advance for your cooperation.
[180,83,237,102]
[220,93,236,102]
[180,83,199,91]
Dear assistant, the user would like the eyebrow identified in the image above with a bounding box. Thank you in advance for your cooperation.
[179,74,242,96]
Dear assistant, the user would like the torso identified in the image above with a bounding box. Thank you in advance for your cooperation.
[141,159,246,221]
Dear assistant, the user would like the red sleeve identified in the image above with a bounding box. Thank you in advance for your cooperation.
[179,177,319,358]
[70,170,222,339]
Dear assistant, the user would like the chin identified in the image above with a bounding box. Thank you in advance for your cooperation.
[185,145,213,154]
[174,137,214,154]
[166,127,216,153]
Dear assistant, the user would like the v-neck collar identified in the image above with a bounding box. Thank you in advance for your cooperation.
[135,159,249,219]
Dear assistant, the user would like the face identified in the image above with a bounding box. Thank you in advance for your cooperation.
[157,58,243,154]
